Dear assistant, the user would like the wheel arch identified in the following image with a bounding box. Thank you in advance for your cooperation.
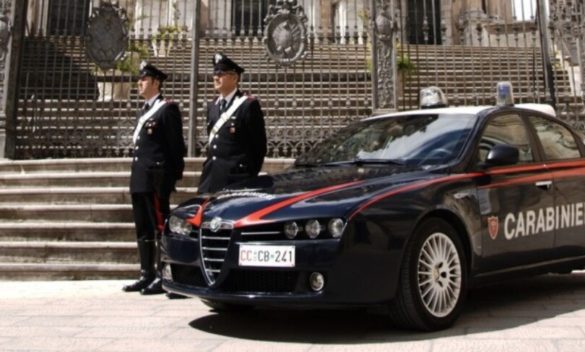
[417,209,473,275]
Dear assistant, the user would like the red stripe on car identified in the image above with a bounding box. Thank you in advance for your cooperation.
[234,181,362,228]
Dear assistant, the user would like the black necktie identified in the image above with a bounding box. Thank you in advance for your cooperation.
[220,99,227,114]
[142,103,150,115]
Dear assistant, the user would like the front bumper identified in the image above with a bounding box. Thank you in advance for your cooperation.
[161,229,401,306]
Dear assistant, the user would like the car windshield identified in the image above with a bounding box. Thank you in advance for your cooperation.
[296,113,477,166]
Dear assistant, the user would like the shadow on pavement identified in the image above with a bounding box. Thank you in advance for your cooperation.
[189,272,585,343]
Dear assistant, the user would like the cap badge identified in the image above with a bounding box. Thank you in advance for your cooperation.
[214,53,223,64]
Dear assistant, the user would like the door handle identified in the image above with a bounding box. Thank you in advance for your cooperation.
[535,180,553,190]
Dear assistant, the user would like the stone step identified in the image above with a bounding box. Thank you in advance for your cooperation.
[0,187,195,204]
[0,204,134,222]
[0,171,198,188]
[0,222,135,242]
[0,263,137,280]
[17,104,372,118]
[12,122,359,137]
[0,157,293,174]
[0,241,137,264]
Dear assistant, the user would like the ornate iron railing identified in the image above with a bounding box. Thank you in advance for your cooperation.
[13,0,372,159]
[4,0,585,159]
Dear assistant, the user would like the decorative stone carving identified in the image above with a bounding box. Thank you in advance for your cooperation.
[373,1,398,110]
[0,14,10,62]
[263,0,308,67]
[549,0,585,99]
[457,9,490,46]
[85,2,129,71]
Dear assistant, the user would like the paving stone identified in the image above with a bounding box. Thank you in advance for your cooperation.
[0,279,585,351]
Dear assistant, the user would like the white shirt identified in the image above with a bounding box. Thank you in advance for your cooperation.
[216,89,237,106]
[144,94,161,109]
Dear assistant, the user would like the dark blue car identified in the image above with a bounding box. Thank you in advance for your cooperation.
[161,91,585,331]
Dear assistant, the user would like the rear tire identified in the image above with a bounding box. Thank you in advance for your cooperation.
[388,218,468,331]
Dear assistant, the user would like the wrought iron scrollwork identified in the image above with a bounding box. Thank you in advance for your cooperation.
[85,2,129,71]
[263,0,308,67]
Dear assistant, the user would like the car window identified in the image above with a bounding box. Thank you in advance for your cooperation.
[477,114,533,164]
[529,116,581,160]
[295,113,477,166]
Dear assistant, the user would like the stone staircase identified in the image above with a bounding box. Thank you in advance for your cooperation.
[17,37,372,158]
[398,44,575,109]
[0,158,293,280]
[6,39,585,281]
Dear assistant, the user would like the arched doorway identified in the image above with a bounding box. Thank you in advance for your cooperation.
[407,0,442,45]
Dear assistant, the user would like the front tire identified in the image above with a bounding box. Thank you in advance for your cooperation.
[389,218,468,331]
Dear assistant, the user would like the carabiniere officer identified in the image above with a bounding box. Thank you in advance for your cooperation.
[197,53,267,194]
[123,62,186,295]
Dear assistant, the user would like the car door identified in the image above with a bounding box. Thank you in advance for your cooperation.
[527,114,585,258]
[474,112,555,273]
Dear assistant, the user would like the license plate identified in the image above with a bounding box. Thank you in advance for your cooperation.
[238,244,295,268]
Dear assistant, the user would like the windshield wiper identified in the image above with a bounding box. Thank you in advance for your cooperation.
[323,158,404,166]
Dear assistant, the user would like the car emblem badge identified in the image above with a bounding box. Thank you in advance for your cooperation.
[210,217,222,233]
[488,216,499,240]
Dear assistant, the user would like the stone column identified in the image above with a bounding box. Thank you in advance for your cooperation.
[320,0,332,36]
[457,0,490,46]
[441,0,454,45]
[371,0,397,112]
[1,0,26,159]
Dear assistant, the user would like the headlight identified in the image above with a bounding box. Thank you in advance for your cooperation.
[328,218,345,238]
[168,215,193,235]
[284,221,299,239]
[305,219,321,239]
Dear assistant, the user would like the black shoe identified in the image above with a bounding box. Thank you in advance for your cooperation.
[166,292,189,299]
[122,275,154,292]
[140,277,164,295]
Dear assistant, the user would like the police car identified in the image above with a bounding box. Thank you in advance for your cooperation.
[161,83,585,331]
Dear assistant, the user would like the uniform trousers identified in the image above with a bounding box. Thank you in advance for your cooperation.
[131,192,169,241]
[131,192,170,276]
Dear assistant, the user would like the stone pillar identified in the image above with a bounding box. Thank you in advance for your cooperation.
[320,0,332,36]
[441,0,454,45]
[371,0,397,112]
[1,0,26,159]
[457,0,490,46]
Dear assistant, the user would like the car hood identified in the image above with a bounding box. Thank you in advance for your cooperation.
[184,164,446,228]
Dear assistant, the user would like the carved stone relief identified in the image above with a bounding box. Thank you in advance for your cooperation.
[0,0,12,158]
[85,2,129,71]
[373,0,398,110]
[263,0,308,67]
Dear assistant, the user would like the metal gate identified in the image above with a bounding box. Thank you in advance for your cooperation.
[3,0,585,159]
[371,0,585,127]
[11,0,372,159]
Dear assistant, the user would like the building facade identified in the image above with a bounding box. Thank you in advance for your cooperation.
[0,0,583,159]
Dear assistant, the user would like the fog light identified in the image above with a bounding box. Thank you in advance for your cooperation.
[305,219,321,239]
[284,221,299,239]
[162,263,172,280]
[328,218,345,238]
[309,272,325,292]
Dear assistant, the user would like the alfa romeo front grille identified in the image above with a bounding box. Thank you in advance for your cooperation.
[199,221,233,285]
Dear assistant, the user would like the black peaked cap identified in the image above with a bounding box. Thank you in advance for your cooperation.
[139,62,168,81]
[212,53,245,75]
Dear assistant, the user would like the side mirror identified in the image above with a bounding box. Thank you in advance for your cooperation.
[484,144,519,167]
